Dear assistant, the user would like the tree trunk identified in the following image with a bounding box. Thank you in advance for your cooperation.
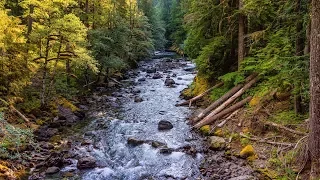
[192,73,257,123]
[85,0,89,28]
[309,0,320,179]
[238,0,245,70]
[294,0,304,114]
[194,96,252,128]
[40,38,50,108]
[196,76,259,126]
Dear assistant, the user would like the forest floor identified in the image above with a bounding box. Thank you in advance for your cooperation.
[186,85,310,179]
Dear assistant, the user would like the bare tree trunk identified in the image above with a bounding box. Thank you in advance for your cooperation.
[194,96,252,128]
[309,0,320,179]
[238,0,245,70]
[294,0,304,114]
[192,73,257,123]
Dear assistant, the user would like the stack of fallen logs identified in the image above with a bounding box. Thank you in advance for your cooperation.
[176,73,259,129]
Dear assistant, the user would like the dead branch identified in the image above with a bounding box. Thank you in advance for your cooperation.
[263,120,307,136]
[240,133,294,147]
[9,105,30,123]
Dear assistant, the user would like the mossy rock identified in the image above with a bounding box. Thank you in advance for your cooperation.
[209,136,226,150]
[214,129,224,137]
[240,145,255,158]
[200,125,211,136]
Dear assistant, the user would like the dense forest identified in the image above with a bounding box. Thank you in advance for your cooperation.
[1,0,320,179]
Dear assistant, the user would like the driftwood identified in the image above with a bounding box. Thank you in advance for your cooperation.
[176,82,224,107]
[240,133,294,147]
[194,96,252,128]
[192,73,257,123]
[263,121,307,136]
[9,105,30,123]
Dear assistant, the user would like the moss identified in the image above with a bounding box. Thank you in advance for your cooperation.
[249,96,261,107]
[240,145,255,158]
[57,98,79,112]
[242,127,250,134]
[257,168,278,179]
[183,75,210,97]
[50,135,62,144]
[35,119,44,125]
[214,129,224,137]
[200,125,211,136]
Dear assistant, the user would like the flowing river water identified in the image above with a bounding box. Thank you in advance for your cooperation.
[62,53,205,179]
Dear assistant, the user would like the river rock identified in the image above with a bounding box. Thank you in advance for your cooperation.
[132,89,141,94]
[165,78,175,86]
[58,106,80,123]
[158,120,173,131]
[183,66,196,72]
[134,96,143,103]
[138,78,146,82]
[34,127,58,141]
[209,136,226,150]
[150,141,167,148]
[77,156,97,169]
[146,68,156,73]
[81,139,93,146]
[127,137,145,146]
[152,73,162,79]
[45,166,60,174]
[159,148,174,154]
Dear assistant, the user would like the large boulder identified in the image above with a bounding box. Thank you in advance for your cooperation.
[158,120,173,131]
[209,136,226,150]
[58,106,80,124]
[165,78,176,86]
[77,156,97,169]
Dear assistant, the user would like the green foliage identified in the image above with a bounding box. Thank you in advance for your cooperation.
[269,110,307,125]
[194,36,229,80]
[0,113,34,159]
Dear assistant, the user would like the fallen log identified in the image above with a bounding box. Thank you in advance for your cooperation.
[195,76,259,126]
[9,105,30,123]
[240,133,294,147]
[194,96,252,128]
[263,121,307,136]
[192,73,257,123]
[109,78,123,86]
[176,82,224,107]
[217,109,240,128]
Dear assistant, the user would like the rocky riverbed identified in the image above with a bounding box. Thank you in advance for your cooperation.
[28,52,257,180]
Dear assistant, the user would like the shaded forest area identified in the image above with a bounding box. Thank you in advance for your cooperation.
[1,0,320,179]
